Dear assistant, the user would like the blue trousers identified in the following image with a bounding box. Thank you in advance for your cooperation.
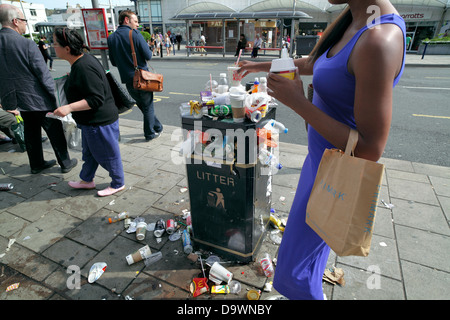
[126,83,163,140]
[79,120,124,189]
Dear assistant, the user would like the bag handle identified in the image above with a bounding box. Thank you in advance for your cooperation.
[345,129,358,156]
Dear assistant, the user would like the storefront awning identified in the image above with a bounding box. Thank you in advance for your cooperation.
[171,11,312,21]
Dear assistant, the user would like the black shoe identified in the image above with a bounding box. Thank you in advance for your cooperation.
[61,158,78,173]
[31,160,57,174]
[145,131,162,141]
[41,136,48,143]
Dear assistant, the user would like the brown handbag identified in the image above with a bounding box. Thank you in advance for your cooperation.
[129,30,163,92]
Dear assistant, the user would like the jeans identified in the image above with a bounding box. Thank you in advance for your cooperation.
[79,120,124,189]
[126,83,163,140]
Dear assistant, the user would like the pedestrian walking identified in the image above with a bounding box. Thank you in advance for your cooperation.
[0,4,77,174]
[38,35,55,71]
[107,10,163,141]
[237,0,406,299]
[52,28,125,197]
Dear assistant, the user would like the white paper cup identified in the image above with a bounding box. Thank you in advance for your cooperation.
[230,93,246,123]
[209,262,233,284]
[227,66,242,87]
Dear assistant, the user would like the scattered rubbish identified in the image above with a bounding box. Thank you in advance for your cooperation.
[108,211,128,224]
[144,251,162,267]
[179,187,188,193]
[211,284,230,294]
[209,261,233,284]
[190,277,209,297]
[279,196,286,202]
[269,231,282,245]
[154,219,165,237]
[187,252,198,262]
[381,199,394,209]
[264,281,273,292]
[136,221,147,240]
[323,266,345,286]
[166,219,175,235]
[124,218,131,229]
[126,217,144,234]
[205,255,220,266]
[247,289,261,300]
[126,245,152,265]
[182,229,193,254]
[5,282,20,292]
[125,295,133,300]
[229,280,241,294]
[169,230,182,241]
[260,253,274,277]
[88,262,107,283]
[269,213,285,232]
[379,242,387,247]
[23,236,31,241]
[108,199,115,206]
[0,183,14,191]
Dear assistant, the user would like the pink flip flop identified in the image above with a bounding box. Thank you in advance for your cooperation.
[97,185,125,197]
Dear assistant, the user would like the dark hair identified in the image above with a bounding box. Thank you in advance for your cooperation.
[307,6,352,65]
[119,10,135,25]
[54,27,90,56]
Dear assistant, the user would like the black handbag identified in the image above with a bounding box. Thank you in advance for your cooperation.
[106,71,136,114]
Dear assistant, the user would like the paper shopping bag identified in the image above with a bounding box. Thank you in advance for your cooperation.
[305,129,384,257]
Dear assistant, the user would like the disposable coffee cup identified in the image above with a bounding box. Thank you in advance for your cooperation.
[126,245,152,265]
[209,262,233,284]
[270,48,297,80]
[136,221,147,240]
[230,92,246,123]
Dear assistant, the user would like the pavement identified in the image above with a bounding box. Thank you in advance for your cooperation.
[0,51,449,303]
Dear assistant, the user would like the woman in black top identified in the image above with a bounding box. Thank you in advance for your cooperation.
[53,28,125,197]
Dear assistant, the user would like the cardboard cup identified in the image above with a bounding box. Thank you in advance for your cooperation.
[209,262,233,284]
[136,221,147,240]
[230,93,246,123]
[126,245,152,265]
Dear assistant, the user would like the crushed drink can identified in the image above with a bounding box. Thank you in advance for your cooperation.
[166,219,175,235]
[0,183,14,191]
[210,105,230,117]
[154,219,165,237]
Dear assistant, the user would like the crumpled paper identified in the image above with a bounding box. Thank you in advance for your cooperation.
[323,266,345,286]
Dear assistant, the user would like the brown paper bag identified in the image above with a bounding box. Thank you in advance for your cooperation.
[306,129,384,257]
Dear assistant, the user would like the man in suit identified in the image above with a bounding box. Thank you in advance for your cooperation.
[107,10,163,141]
[0,4,77,174]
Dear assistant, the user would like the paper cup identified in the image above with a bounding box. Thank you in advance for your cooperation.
[271,68,297,80]
[136,221,147,240]
[227,66,242,87]
[209,262,233,284]
[270,56,297,80]
[230,93,246,123]
[126,245,152,265]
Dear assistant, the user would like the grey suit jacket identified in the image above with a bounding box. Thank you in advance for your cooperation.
[0,28,57,111]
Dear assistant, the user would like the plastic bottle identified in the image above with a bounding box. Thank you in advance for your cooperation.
[252,77,259,93]
[182,229,193,254]
[270,120,288,134]
[260,253,274,277]
[258,77,267,93]
[258,148,282,170]
[217,73,229,94]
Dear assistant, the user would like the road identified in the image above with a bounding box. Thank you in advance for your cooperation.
[51,58,450,167]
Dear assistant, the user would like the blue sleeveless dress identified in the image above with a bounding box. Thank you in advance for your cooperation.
[273,14,406,300]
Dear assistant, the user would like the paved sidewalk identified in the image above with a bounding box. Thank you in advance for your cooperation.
[0,117,449,301]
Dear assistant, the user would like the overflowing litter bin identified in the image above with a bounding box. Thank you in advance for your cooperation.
[295,35,320,56]
[181,107,278,263]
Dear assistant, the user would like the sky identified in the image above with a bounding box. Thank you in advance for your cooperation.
[37,0,134,10]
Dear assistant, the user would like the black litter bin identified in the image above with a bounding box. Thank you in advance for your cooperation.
[181,108,277,262]
[296,35,319,56]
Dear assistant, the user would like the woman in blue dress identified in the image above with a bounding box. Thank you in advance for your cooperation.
[238,0,406,299]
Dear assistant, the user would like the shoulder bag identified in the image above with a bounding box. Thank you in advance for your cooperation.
[129,30,163,92]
